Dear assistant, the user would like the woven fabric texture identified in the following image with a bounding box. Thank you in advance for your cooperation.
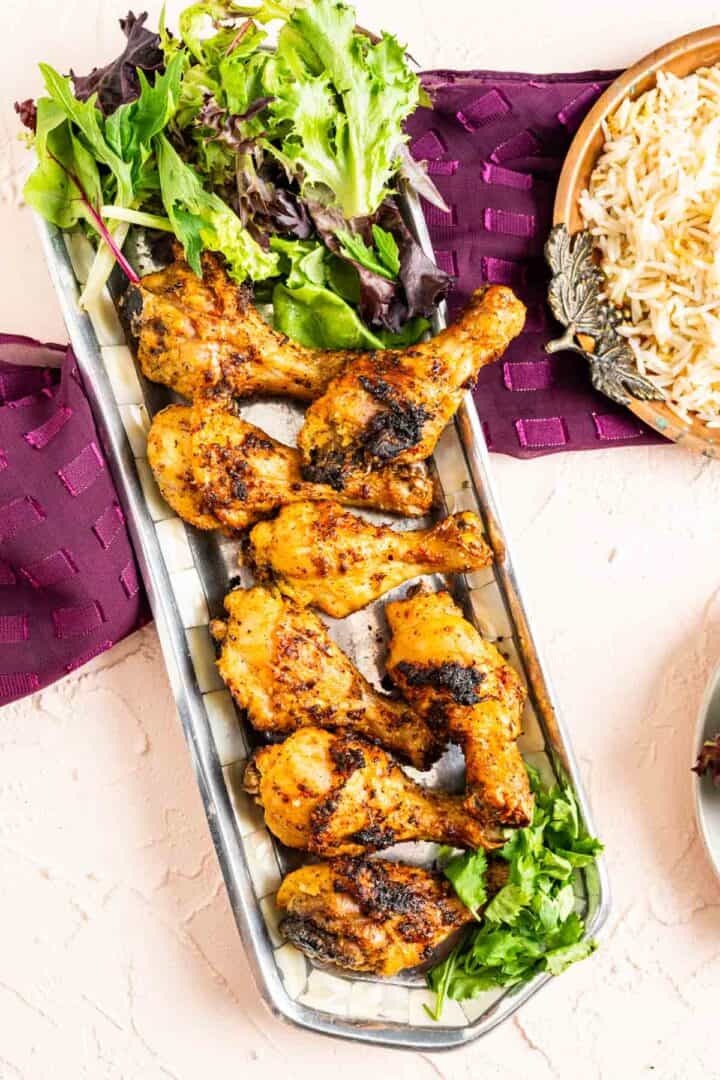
[0,336,148,705]
[407,69,664,457]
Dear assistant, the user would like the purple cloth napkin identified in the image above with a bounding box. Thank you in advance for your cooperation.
[408,70,664,458]
[0,335,148,706]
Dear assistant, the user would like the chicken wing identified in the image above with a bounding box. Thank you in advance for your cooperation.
[276,858,475,976]
[243,727,503,856]
[211,586,439,769]
[386,589,533,828]
[122,255,349,401]
[146,404,433,531]
[249,502,492,617]
[191,402,434,529]
[298,286,526,486]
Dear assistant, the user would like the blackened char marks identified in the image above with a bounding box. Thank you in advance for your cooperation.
[358,376,430,463]
[334,858,425,917]
[396,660,486,706]
[302,448,348,491]
[328,740,366,775]
[119,284,144,338]
[346,824,397,850]
[279,915,351,967]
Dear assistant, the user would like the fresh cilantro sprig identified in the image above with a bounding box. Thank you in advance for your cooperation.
[427,766,603,1020]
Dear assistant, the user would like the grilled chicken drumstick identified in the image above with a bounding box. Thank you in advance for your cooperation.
[147,404,434,532]
[146,404,224,530]
[211,587,439,769]
[386,589,533,828]
[191,402,434,529]
[243,727,503,856]
[298,286,526,486]
[123,255,348,401]
[276,858,481,976]
[249,502,493,618]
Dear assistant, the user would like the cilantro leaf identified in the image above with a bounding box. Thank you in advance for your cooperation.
[443,849,488,916]
[427,770,603,1018]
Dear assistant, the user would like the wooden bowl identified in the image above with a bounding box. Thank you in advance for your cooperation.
[554,25,720,456]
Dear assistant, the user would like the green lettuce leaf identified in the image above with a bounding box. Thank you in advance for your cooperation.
[272,282,385,349]
[38,64,134,206]
[268,237,429,349]
[155,133,278,280]
[23,99,103,228]
[372,224,400,277]
[266,0,420,217]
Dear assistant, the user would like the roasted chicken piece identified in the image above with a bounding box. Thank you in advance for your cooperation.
[123,255,350,401]
[146,404,223,530]
[276,858,475,976]
[243,727,503,856]
[211,586,439,769]
[191,402,434,530]
[298,286,526,486]
[249,502,493,617]
[146,403,434,532]
[386,589,533,828]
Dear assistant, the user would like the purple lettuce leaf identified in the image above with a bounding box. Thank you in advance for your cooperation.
[198,94,275,153]
[14,99,38,132]
[71,11,164,116]
[374,199,453,322]
[234,147,313,242]
[307,197,452,331]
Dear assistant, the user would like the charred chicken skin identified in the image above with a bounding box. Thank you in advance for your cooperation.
[211,586,439,769]
[276,858,474,976]
[146,403,434,532]
[298,286,526,487]
[242,727,503,856]
[249,502,493,618]
[122,255,348,401]
[386,589,533,828]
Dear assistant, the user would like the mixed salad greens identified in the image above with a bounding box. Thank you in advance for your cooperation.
[17,0,451,348]
[428,765,603,1019]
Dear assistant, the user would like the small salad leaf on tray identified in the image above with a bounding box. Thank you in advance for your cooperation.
[427,766,603,1020]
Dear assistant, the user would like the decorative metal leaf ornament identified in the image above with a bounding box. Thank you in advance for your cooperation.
[544,224,664,406]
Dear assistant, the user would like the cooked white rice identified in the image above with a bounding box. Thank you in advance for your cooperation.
[579,65,720,426]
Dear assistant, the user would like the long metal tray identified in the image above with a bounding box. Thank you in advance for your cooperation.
[37,191,610,1051]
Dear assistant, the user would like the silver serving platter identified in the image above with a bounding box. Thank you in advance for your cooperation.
[36,189,610,1051]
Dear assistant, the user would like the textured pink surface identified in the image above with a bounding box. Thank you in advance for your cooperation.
[0,336,148,705]
[407,70,665,458]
